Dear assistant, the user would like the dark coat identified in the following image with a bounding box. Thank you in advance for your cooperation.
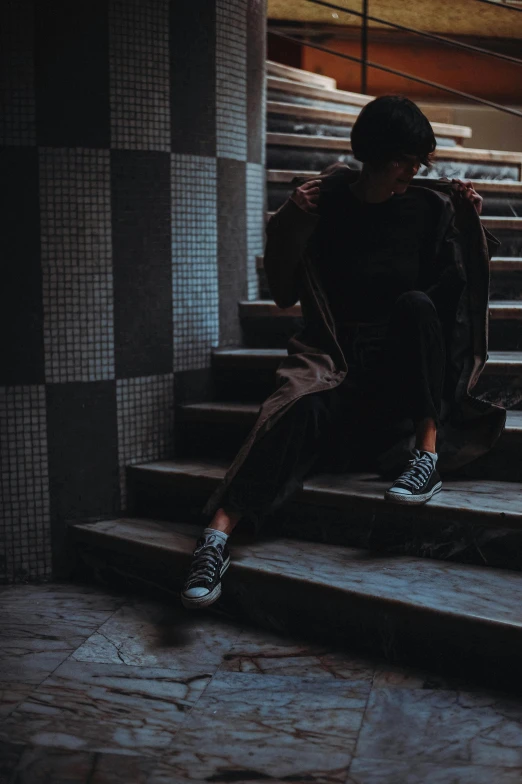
[203,167,506,519]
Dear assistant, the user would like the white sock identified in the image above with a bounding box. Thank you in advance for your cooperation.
[421,450,438,463]
[202,527,229,548]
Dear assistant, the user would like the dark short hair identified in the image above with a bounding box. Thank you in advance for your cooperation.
[350,95,436,169]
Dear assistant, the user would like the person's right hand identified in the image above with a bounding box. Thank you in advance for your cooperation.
[290,179,321,213]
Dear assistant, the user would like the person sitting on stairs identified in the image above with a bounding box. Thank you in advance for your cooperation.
[181,94,491,611]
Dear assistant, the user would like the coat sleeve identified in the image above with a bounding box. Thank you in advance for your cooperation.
[264,198,320,309]
[425,199,465,323]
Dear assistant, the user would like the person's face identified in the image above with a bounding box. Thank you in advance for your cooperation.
[384,153,423,193]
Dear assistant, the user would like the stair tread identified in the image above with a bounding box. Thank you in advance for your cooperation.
[180,400,521,431]
[266,211,522,228]
[266,170,522,192]
[131,455,522,521]
[267,75,371,107]
[266,133,522,164]
[267,100,470,140]
[213,347,522,365]
[239,299,522,317]
[70,516,522,628]
[267,60,337,90]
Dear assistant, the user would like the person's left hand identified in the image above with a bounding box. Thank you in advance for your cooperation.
[451,178,483,215]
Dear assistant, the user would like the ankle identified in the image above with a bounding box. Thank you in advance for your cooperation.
[207,507,241,536]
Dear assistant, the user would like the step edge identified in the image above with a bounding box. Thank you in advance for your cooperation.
[69,517,522,631]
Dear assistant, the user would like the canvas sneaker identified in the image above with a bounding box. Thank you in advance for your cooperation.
[384,449,442,505]
[181,533,231,609]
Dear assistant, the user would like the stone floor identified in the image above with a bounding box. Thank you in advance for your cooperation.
[2,582,522,784]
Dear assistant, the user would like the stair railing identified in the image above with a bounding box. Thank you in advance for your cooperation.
[269,0,522,120]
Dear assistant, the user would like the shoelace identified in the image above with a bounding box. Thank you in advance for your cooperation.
[394,451,434,492]
[185,540,223,587]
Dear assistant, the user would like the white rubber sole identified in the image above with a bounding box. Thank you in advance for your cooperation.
[180,556,231,610]
[384,481,442,506]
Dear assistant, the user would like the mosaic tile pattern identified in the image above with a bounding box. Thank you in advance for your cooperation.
[172,154,219,372]
[3,0,265,581]
[0,0,35,146]
[216,0,248,160]
[246,163,264,299]
[0,386,51,583]
[40,148,114,384]
[109,0,170,151]
[116,375,174,507]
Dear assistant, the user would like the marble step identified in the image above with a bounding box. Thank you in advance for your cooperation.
[213,347,522,374]
[267,171,522,190]
[238,299,522,352]
[255,257,522,305]
[69,515,522,687]
[267,74,370,109]
[239,300,522,320]
[212,347,522,410]
[266,100,467,145]
[255,253,522,275]
[266,173,522,216]
[264,212,522,255]
[267,60,337,90]
[176,398,522,477]
[266,135,522,182]
[126,456,522,570]
[265,211,522,232]
[175,398,521,482]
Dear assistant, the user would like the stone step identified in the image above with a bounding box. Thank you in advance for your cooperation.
[213,347,522,376]
[68,514,522,687]
[175,395,522,481]
[239,299,522,320]
[211,347,522,410]
[126,455,522,567]
[265,211,522,232]
[266,133,522,168]
[128,455,522,526]
[264,212,522,255]
[267,171,522,191]
[238,300,522,352]
[265,173,522,216]
[266,100,469,145]
[267,60,337,90]
[266,135,522,181]
[255,253,522,274]
[267,75,370,109]
[255,255,521,301]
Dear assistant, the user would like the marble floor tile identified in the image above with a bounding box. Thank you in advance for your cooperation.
[71,599,243,670]
[0,583,123,631]
[0,626,89,685]
[348,757,522,783]
[220,624,376,682]
[0,660,212,757]
[0,683,37,720]
[372,663,466,691]
[357,686,522,768]
[149,672,369,783]
[0,744,156,784]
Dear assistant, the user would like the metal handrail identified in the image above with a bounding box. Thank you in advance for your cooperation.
[296,0,522,69]
[269,30,522,119]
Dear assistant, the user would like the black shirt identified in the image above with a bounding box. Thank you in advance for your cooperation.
[313,176,436,327]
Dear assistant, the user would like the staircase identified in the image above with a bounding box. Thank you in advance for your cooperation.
[70,62,522,683]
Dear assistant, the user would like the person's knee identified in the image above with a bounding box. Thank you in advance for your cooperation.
[393,291,438,325]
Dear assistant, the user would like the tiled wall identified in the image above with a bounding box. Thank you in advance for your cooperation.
[0,0,266,583]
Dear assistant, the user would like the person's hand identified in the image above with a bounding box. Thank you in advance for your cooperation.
[451,178,483,216]
[290,179,321,213]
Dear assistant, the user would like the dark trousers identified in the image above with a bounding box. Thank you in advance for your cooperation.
[220,291,445,525]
